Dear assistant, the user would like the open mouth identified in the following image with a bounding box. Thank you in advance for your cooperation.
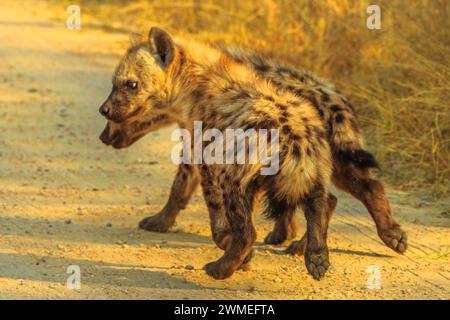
[99,124,136,149]
[99,124,124,147]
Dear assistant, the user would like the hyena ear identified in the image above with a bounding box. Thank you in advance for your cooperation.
[148,27,175,69]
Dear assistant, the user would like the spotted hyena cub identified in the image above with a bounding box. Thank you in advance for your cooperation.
[100,31,407,256]
[99,27,335,280]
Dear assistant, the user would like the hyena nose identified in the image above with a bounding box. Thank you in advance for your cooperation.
[99,104,110,117]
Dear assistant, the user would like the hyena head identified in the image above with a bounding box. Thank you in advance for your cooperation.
[99,27,178,148]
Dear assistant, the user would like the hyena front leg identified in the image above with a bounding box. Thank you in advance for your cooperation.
[286,193,337,256]
[332,165,407,253]
[139,164,200,232]
[203,170,257,280]
[200,166,254,273]
[301,184,331,280]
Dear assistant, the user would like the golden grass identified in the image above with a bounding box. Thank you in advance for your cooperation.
[57,0,449,197]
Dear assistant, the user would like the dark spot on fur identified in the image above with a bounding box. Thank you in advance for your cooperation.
[232,56,244,64]
[331,104,341,112]
[277,67,290,74]
[287,100,300,107]
[192,88,205,103]
[275,103,287,111]
[234,92,250,100]
[294,88,305,97]
[335,114,344,123]
[222,86,233,93]
[257,118,279,129]
[292,145,301,160]
[305,126,312,139]
[255,63,270,73]
[308,94,321,111]
[327,120,334,139]
[318,109,324,119]
[295,74,305,82]
[282,125,291,135]
[277,67,305,82]
[321,93,330,102]
[279,116,288,123]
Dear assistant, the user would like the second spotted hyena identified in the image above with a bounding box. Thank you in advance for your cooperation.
[99,27,334,280]
[100,33,407,255]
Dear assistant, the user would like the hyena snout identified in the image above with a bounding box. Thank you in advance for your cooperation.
[99,103,110,117]
[99,91,117,120]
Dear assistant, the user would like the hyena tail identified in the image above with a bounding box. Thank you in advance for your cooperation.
[329,109,379,170]
[333,147,379,169]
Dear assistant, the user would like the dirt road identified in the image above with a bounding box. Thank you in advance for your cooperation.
[0,1,448,299]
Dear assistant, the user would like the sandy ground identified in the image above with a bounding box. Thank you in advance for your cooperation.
[0,1,449,300]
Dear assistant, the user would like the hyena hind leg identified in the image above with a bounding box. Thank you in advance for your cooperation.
[139,164,200,232]
[285,185,332,280]
[286,193,337,256]
[263,192,298,245]
[332,164,407,253]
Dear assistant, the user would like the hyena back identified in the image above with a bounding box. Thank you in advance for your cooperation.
[100,39,407,255]
[99,27,334,280]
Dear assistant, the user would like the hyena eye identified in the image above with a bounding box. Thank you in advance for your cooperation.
[125,80,138,90]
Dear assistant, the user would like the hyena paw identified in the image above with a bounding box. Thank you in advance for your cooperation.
[203,259,236,280]
[285,236,307,256]
[264,231,286,245]
[305,249,329,280]
[138,214,174,232]
[264,228,296,245]
[378,225,408,254]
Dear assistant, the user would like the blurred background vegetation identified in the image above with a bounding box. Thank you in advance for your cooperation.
[54,0,449,198]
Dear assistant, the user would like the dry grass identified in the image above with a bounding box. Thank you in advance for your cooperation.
[55,0,449,197]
